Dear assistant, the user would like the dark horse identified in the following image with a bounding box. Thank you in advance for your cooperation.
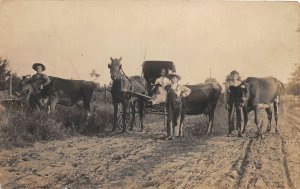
[108,57,147,132]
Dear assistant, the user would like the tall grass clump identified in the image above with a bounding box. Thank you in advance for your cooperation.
[0,109,68,148]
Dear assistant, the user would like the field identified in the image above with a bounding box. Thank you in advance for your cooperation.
[0,96,299,189]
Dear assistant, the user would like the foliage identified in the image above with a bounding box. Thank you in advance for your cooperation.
[90,69,100,81]
[204,78,218,83]
[287,63,300,95]
[0,57,21,92]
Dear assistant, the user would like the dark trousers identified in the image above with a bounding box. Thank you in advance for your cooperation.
[228,104,243,134]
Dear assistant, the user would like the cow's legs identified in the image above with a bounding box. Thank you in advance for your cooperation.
[273,100,281,135]
[254,106,263,139]
[138,98,145,132]
[49,97,58,113]
[206,113,214,135]
[265,107,272,133]
[82,87,94,120]
[112,103,118,131]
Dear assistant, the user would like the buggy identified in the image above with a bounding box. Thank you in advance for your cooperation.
[115,60,176,130]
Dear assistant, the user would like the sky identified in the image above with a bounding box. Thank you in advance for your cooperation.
[0,0,299,89]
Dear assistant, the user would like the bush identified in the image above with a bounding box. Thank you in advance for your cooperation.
[0,110,67,148]
[0,102,114,148]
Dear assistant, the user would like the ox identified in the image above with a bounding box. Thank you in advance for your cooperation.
[235,77,285,137]
[16,75,97,119]
[108,57,148,132]
[150,82,222,135]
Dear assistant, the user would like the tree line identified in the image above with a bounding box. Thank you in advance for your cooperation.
[0,57,299,96]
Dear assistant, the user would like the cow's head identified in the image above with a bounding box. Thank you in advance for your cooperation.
[15,75,32,97]
[16,75,44,96]
[149,84,168,105]
[108,57,122,81]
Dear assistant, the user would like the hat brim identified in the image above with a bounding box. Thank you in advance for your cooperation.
[168,73,181,80]
[32,63,46,71]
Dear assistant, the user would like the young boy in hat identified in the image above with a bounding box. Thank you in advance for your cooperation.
[165,72,191,140]
[31,63,51,90]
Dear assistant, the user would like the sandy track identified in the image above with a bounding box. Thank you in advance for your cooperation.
[0,104,299,189]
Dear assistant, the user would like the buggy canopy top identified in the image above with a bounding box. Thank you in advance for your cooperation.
[142,61,176,85]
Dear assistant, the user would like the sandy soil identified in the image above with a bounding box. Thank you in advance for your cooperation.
[0,103,299,189]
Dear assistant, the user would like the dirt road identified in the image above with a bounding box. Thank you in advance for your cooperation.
[0,104,299,189]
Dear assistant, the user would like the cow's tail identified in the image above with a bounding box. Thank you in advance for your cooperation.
[279,81,285,95]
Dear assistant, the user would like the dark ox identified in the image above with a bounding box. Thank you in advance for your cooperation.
[236,77,285,137]
[108,57,147,132]
[150,82,222,134]
[16,75,97,118]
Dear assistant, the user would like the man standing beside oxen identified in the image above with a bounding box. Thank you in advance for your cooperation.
[165,72,191,140]
[225,70,248,137]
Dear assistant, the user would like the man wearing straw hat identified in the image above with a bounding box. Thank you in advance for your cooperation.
[165,72,191,140]
[30,63,51,91]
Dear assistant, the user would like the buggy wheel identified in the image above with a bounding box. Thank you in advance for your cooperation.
[117,103,132,131]
[131,104,141,129]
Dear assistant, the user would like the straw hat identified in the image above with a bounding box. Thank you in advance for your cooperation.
[32,63,46,72]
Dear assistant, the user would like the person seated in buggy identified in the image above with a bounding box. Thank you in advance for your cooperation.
[154,68,171,88]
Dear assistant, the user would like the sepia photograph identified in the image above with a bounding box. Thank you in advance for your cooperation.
[0,0,299,188]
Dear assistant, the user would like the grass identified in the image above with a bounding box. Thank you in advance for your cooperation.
[0,90,114,149]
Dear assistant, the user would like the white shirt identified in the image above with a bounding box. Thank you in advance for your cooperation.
[155,76,171,87]
[170,83,191,97]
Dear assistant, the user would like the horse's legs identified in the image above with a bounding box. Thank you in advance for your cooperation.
[138,98,145,132]
[130,101,136,131]
[112,103,118,131]
[122,101,128,133]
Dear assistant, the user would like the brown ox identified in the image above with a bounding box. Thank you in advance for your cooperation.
[150,82,221,135]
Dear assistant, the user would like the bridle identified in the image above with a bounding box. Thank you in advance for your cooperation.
[110,61,132,85]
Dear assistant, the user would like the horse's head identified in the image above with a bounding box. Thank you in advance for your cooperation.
[108,57,122,81]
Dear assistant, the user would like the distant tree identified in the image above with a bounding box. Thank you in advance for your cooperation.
[90,69,100,81]
[204,78,217,83]
[0,57,21,92]
[287,63,300,95]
